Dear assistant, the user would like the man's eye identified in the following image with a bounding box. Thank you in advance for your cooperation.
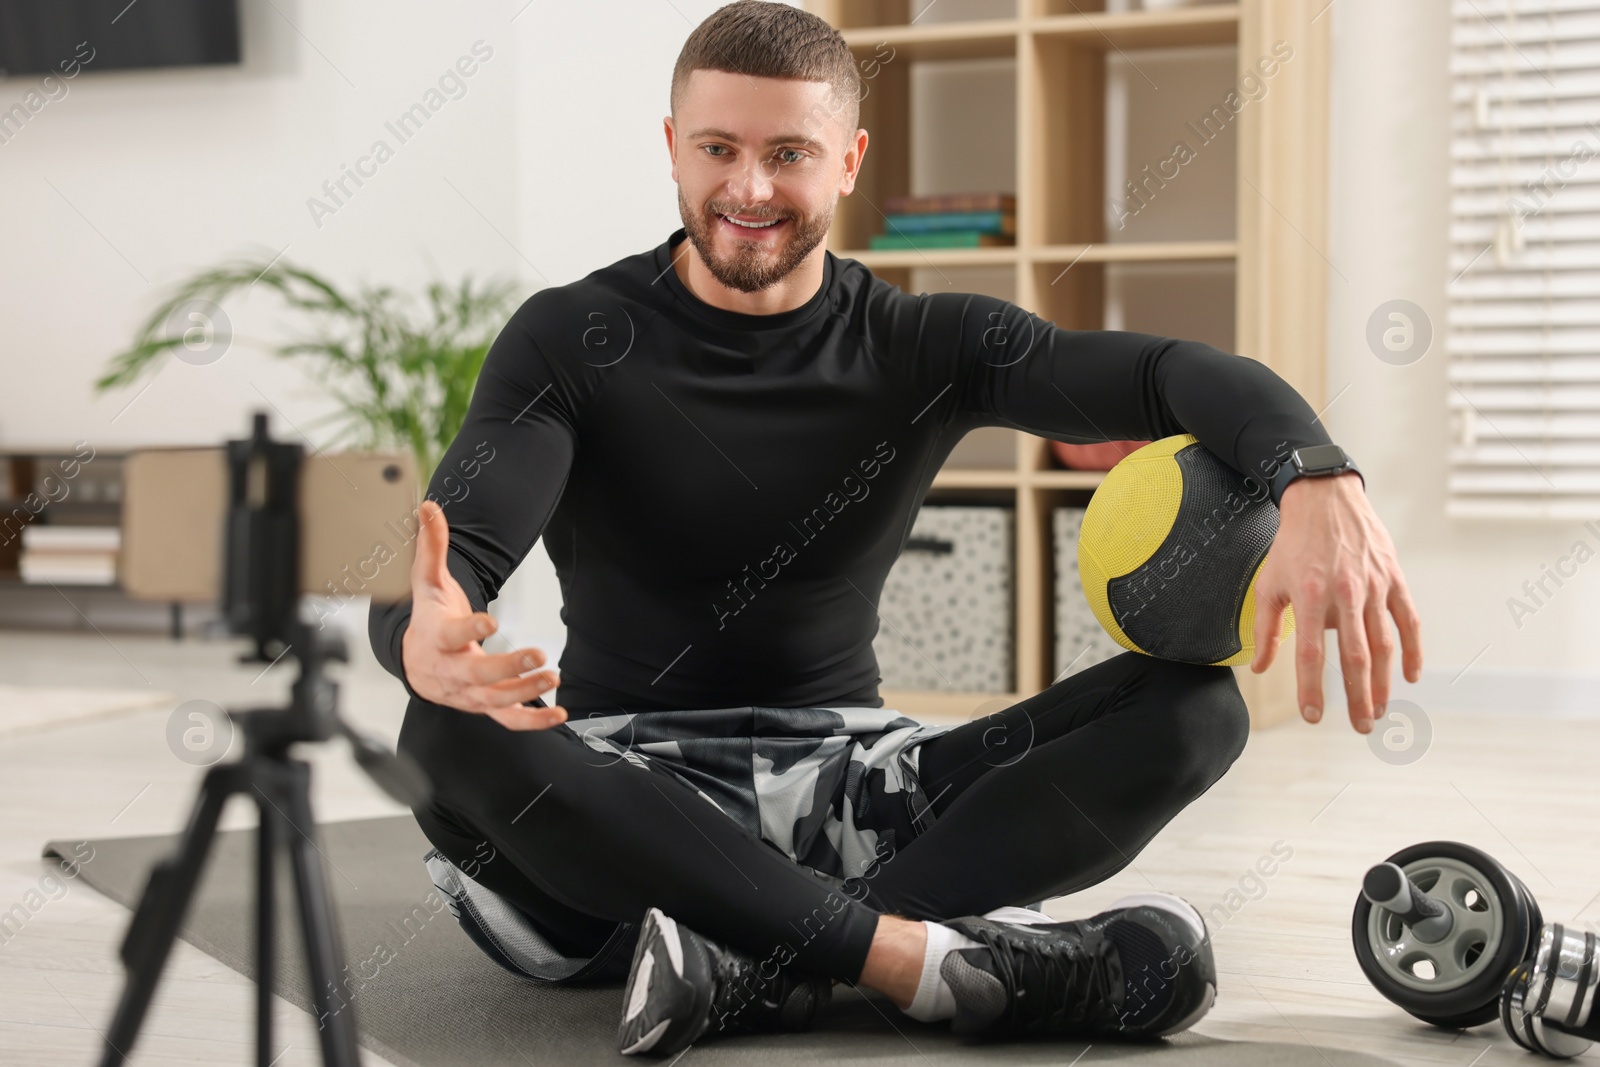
[700,145,803,163]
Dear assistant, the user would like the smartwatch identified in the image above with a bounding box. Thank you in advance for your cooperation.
[1270,443,1362,505]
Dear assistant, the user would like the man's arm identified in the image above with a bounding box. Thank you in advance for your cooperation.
[368,300,582,710]
[922,292,1329,497]
[921,292,1421,733]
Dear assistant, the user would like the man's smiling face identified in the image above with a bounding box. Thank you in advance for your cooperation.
[668,69,864,294]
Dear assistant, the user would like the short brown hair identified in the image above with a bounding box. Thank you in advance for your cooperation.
[672,1,861,147]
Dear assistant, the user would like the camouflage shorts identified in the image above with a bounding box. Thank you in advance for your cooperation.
[424,705,956,983]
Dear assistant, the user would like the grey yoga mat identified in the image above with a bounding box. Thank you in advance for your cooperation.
[46,815,1402,1066]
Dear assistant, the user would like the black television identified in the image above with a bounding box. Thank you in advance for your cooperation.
[0,0,240,78]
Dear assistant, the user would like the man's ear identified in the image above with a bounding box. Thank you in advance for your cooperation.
[664,116,677,182]
[839,128,868,196]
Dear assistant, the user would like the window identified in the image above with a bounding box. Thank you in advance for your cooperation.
[1449,0,1600,517]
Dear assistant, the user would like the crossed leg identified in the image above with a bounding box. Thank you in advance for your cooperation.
[400,652,1250,992]
[835,653,1248,1003]
[849,653,1251,919]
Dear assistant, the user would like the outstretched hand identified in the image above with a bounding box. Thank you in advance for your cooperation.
[1249,474,1422,733]
[400,499,568,731]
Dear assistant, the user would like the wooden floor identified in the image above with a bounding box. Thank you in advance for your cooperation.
[1,629,1596,1066]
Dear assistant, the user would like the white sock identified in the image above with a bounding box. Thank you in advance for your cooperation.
[902,907,1054,1023]
[903,920,984,1022]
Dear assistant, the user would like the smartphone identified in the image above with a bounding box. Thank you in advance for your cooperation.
[120,448,419,603]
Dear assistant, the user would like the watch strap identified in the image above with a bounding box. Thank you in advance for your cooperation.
[1270,446,1362,506]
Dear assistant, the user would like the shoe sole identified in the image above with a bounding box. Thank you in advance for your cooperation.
[618,908,708,1056]
[980,904,1057,926]
[1108,892,1207,944]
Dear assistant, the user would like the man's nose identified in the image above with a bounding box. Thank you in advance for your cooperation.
[726,156,778,206]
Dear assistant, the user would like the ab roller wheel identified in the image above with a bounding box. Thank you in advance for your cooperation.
[1354,840,1600,1058]
[1352,841,1544,1029]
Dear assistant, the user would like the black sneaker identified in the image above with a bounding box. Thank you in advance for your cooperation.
[617,906,832,1056]
[940,892,1216,1040]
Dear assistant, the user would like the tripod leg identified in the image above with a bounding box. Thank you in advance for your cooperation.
[279,762,362,1067]
[256,797,276,1067]
[99,766,238,1067]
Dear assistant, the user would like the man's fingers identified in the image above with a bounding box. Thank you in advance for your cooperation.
[1366,593,1396,718]
[486,703,568,731]
[436,611,498,653]
[474,669,559,707]
[1388,580,1424,684]
[461,645,550,686]
[1337,595,1375,732]
[412,499,452,591]
[1293,597,1327,723]
[1250,582,1286,674]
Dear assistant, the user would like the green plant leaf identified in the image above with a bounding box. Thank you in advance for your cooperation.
[98,250,526,479]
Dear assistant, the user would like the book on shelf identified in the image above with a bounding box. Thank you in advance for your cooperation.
[868,231,1016,251]
[883,210,1015,236]
[18,552,117,585]
[20,525,121,552]
[17,525,121,585]
[883,192,1015,215]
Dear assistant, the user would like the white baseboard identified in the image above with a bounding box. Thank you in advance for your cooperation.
[1323,662,1600,718]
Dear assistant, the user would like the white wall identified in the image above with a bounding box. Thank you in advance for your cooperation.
[0,0,737,655]
[2,1,523,446]
[3,0,1593,705]
[1326,0,1600,714]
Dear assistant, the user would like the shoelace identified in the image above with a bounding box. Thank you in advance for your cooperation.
[706,942,788,1033]
[981,925,1124,1034]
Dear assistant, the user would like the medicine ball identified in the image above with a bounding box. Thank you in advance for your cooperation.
[1076,434,1293,666]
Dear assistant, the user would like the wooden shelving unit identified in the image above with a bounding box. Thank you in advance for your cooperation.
[807,0,1330,729]
[0,448,201,637]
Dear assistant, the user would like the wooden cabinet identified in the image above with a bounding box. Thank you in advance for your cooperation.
[806,0,1329,728]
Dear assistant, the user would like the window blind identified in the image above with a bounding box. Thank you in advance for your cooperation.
[1449,0,1600,517]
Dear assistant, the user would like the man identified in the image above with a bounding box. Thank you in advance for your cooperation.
[369,1,1421,1057]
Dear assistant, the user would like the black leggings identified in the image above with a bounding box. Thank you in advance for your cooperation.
[399,652,1250,983]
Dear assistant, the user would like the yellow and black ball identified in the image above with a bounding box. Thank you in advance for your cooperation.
[1077,434,1293,666]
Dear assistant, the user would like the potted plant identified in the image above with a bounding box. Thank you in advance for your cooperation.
[95,252,526,479]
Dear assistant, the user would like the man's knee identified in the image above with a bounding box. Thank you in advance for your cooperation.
[1146,660,1250,791]
[402,704,583,821]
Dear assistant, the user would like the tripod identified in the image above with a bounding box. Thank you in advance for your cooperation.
[98,416,429,1067]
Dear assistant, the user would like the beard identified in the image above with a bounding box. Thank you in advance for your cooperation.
[677,187,833,294]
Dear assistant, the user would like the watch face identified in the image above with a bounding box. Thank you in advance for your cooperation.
[1295,444,1349,472]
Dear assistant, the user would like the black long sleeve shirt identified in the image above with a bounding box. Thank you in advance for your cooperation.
[368,227,1332,713]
